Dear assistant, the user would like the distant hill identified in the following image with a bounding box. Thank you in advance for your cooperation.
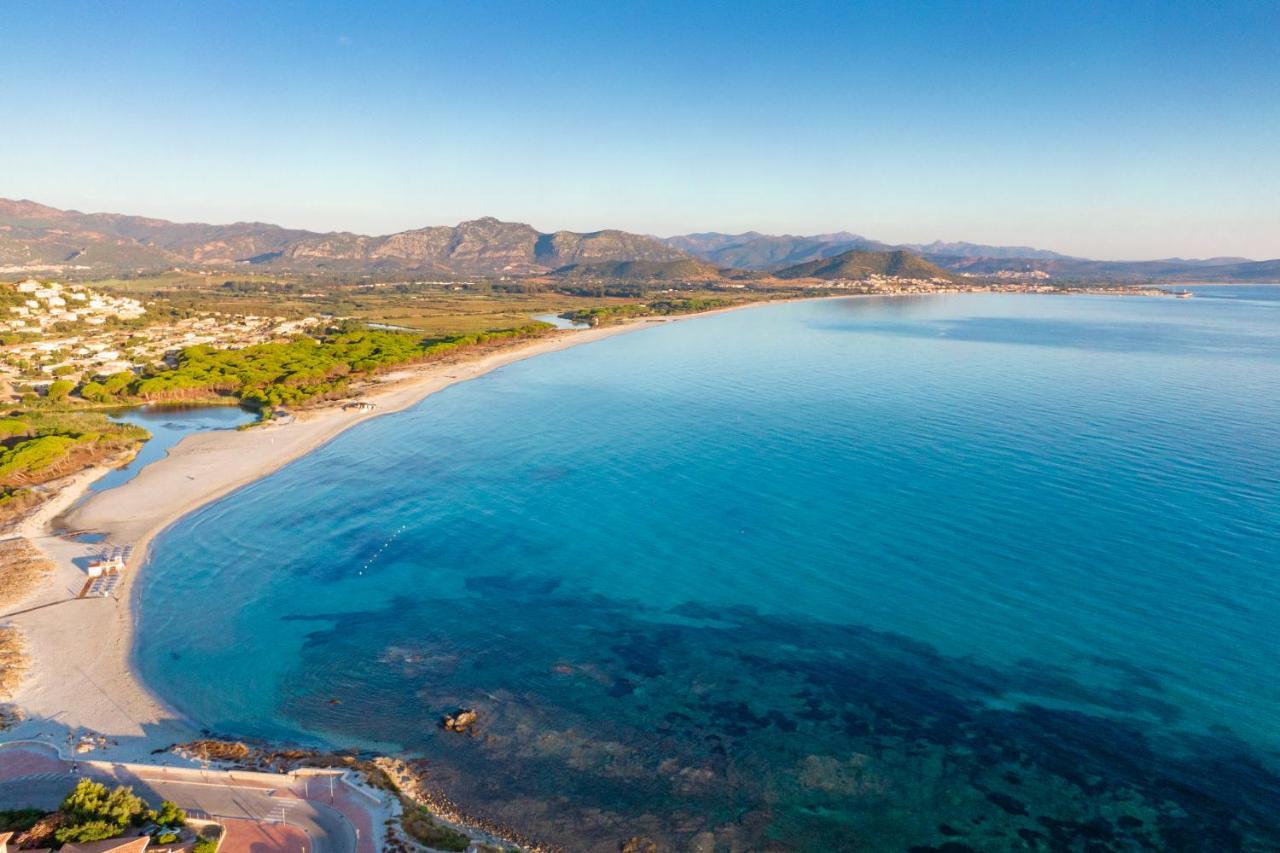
[663,231,1089,270]
[551,258,723,281]
[0,200,687,276]
[661,231,894,270]
[907,240,1073,260]
[774,249,954,281]
[660,232,767,255]
[663,226,1275,282]
[931,254,1280,282]
[0,198,315,269]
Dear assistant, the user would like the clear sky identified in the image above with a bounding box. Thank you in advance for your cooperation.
[2,1,1277,259]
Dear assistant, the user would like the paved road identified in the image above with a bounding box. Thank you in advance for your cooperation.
[0,749,360,853]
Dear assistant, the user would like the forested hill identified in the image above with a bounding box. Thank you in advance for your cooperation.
[551,258,724,281]
[774,249,954,280]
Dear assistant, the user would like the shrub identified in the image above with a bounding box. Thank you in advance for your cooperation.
[0,435,81,481]
[192,836,218,853]
[103,371,135,395]
[0,807,45,832]
[79,381,110,402]
[55,819,120,844]
[0,418,31,439]
[153,800,186,827]
[47,379,74,402]
[54,779,148,843]
[400,804,470,852]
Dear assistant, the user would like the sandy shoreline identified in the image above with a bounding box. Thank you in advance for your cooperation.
[0,317,662,759]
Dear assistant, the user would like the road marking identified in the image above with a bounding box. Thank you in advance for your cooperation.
[266,799,299,824]
[0,771,66,783]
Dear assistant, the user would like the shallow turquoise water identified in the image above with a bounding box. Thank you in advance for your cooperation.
[137,291,1280,851]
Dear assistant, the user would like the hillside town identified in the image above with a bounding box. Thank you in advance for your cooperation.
[0,279,321,399]
[1,279,146,332]
[798,272,1165,296]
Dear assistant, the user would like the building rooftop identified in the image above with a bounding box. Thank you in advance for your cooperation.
[61,837,151,853]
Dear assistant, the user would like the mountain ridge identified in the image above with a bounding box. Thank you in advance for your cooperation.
[0,201,687,276]
[1,199,1274,282]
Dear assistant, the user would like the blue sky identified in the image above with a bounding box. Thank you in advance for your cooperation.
[2,1,1277,259]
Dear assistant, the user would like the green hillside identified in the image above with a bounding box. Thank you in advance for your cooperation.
[551,258,724,281]
[774,249,953,281]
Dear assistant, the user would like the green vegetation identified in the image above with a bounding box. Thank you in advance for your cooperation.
[0,417,31,439]
[562,297,730,326]
[123,323,552,409]
[0,435,81,479]
[55,779,149,843]
[0,411,147,510]
[0,807,44,832]
[43,780,186,845]
[774,249,954,281]
[78,371,135,403]
[399,802,471,852]
[191,835,219,853]
[47,379,74,402]
[153,800,186,829]
[551,258,723,281]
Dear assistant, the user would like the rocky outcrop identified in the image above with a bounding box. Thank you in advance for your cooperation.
[442,708,478,733]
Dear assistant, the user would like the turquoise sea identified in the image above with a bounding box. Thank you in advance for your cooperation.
[136,289,1280,851]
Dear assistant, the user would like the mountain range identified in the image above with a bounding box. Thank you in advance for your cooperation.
[657,232,1074,270]
[0,199,684,276]
[1,198,1275,282]
[663,231,1278,282]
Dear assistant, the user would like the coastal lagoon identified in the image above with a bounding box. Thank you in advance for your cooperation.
[137,291,1280,850]
[90,405,258,493]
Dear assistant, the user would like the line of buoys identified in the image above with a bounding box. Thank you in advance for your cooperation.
[357,524,412,576]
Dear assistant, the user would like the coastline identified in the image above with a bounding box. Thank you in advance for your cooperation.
[0,316,663,759]
[4,291,843,761]
[0,287,1198,851]
[0,288,1170,758]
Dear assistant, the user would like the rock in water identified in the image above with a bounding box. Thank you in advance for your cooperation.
[442,709,478,733]
[621,838,660,853]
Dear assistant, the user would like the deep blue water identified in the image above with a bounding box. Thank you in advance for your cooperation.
[90,405,257,493]
[136,292,1280,851]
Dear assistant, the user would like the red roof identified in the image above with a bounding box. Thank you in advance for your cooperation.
[62,838,150,853]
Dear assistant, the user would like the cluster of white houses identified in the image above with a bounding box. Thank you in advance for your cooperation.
[0,278,324,399]
[1,279,145,333]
